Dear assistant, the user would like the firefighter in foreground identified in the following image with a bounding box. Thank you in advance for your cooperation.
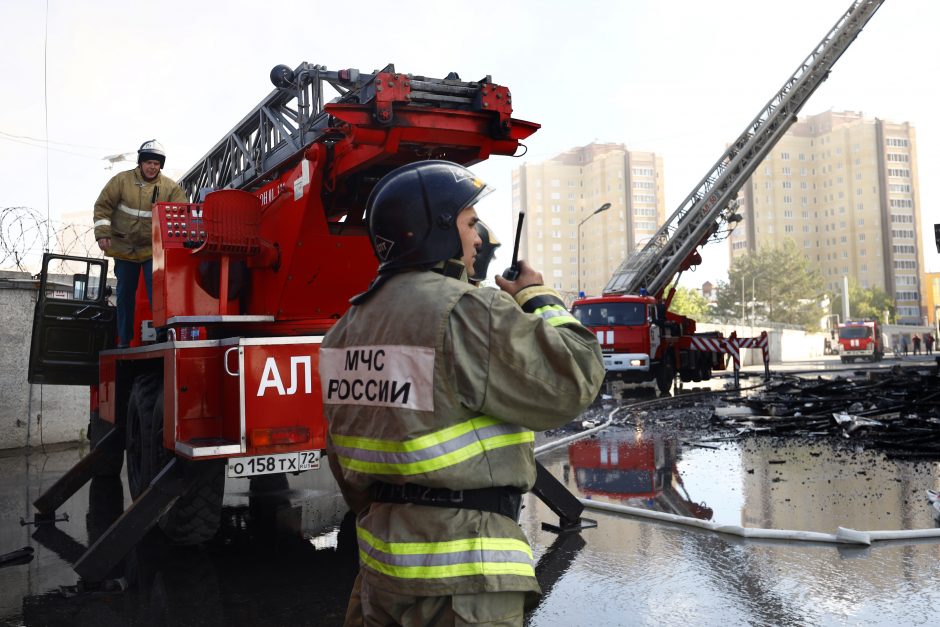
[93,139,186,346]
[318,161,605,626]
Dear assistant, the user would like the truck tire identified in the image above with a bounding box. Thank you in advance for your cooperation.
[126,373,161,498]
[126,372,224,545]
[655,357,674,395]
[701,356,713,381]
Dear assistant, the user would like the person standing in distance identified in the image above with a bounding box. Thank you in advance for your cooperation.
[318,160,605,627]
[93,140,187,347]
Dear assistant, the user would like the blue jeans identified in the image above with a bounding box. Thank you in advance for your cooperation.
[113,258,153,346]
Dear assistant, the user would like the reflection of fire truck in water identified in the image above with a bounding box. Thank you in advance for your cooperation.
[568,434,712,520]
[836,320,884,363]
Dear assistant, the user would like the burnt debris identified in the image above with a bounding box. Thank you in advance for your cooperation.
[712,364,940,457]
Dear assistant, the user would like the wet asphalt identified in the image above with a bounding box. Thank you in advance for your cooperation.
[3,362,940,627]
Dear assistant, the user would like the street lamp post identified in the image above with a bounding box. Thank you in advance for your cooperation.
[577,203,611,296]
[750,272,765,326]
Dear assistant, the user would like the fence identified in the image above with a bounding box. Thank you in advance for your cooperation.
[1,206,104,274]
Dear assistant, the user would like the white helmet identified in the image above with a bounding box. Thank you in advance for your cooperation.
[138,139,166,168]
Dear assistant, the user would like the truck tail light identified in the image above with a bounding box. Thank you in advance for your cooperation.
[251,427,311,447]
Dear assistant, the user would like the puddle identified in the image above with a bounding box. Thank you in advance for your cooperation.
[525,427,940,626]
[5,428,940,626]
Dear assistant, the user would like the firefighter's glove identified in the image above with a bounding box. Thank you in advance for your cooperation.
[513,284,570,317]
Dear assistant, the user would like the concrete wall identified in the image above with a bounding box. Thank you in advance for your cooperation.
[0,273,89,451]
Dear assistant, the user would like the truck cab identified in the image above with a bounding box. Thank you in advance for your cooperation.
[571,295,659,376]
[837,320,883,363]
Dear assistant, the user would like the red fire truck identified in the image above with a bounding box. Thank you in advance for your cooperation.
[836,320,884,363]
[571,291,722,394]
[26,63,540,580]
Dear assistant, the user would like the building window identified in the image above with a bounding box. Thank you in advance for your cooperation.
[886,138,909,147]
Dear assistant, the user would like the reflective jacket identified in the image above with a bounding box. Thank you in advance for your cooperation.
[92,167,187,262]
[319,269,604,599]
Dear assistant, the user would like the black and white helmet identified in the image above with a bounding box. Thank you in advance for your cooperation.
[137,139,166,168]
[366,160,493,273]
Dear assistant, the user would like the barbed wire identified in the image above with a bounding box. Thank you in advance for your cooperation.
[1,206,104,274]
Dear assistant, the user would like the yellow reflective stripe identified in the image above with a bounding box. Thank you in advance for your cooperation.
[357,527,535,579]
[533,304,580,327]
[332,415,502,453]
[358,526,532,557]
[546,314,579,327]
[338,430,534,475]
[360,550,535,579]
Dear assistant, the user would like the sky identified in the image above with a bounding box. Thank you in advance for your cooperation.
[2,0,938,285]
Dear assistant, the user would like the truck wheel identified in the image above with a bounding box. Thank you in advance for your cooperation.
[655,358,674,395]
[126,372,224,544]
[126,373,161,498]
[701,360,713,381]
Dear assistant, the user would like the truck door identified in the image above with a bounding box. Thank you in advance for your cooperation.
[28,253,116,385]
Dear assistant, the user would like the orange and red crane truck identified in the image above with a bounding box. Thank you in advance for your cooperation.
[836,320,885,363]
[26,63,591,581]
[571,0,885,393]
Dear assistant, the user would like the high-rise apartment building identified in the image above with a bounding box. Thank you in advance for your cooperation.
[511,143,665,300]
[729,110,925,324]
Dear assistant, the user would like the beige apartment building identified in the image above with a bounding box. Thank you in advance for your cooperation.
[729,110,926,324]
[511,143,666,300]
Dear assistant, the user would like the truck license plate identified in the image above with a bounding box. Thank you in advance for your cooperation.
[227,450,320,478]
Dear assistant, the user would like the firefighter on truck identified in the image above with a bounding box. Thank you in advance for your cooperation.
[318,161,605,626]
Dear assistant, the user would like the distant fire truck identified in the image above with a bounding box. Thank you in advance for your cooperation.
[837,320,884,363]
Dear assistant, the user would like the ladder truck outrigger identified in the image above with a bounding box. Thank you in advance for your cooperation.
[27,62,597,581]
[571,0,885,393]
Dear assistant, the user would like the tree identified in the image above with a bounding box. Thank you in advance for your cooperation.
[669,286,712,320]
[830,280,895,323]
[712,240,825,329]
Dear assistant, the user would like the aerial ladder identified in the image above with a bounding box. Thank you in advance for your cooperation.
[175,63,524,200]
[573,0,885,391]
[604,0,886,300]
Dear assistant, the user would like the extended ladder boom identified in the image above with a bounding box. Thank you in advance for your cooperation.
[603,0,885,297]
[177,63,512,200]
